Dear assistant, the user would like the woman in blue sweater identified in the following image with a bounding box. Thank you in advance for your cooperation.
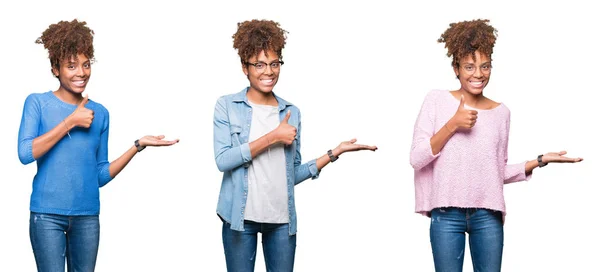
[17,19,179,272]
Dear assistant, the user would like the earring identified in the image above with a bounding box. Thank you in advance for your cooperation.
[456,75,459,79]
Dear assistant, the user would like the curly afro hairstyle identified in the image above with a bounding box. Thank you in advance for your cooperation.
[35,19,95,73]
[232,19,288,63]
[438,19,497,68]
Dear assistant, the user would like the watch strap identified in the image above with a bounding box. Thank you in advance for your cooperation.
[537,154,547,168]
[327,149,338,163]
[135,139,146,152]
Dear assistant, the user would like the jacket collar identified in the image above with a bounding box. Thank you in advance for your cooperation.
[232,87,292,111]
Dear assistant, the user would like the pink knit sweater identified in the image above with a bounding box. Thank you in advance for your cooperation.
[410,90,530,217]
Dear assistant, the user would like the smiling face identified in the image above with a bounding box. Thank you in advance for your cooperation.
[52,53,91,95]
[243,49,281,96]
[453,50,492,96]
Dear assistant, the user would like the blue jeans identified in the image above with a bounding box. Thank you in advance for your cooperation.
[430,208,503,272]
[222,219,296,272]
[29,212,100,272]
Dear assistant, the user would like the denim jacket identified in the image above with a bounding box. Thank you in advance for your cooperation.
[214,87,319,235]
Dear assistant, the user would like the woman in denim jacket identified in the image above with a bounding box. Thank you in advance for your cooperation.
[213,19,377,272]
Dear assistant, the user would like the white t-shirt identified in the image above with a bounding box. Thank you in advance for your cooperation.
[244,101,289,223]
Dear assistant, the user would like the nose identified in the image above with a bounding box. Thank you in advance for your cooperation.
[473,66,483,78]
[263,65,274,75]
[75,65,87,78]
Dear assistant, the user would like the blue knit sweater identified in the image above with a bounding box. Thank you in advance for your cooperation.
[18,91,112,215]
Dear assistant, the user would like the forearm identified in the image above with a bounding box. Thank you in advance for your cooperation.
[32,117,73,160]
[430,121,456,155]
[249,131,276,158]
[524,159,538,176]
[108,145,137,178]
[315,147,340,171]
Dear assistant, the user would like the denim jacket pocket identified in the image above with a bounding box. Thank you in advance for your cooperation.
[230,124,243,146]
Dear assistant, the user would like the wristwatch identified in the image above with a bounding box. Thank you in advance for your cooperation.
[135,139,146,152]
[327,149,338,163]
[537,154,547,168]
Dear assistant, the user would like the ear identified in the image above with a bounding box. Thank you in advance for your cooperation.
[241,62,248,76]
[51,66,59,78]
[453,66,459,79]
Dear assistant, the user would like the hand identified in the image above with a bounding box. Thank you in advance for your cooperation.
[541,151,583,164]
[138,135,180,147]
[448,95,478,132]
[68,95,94,128]
[269,110,297,145]
[333,138,378,157]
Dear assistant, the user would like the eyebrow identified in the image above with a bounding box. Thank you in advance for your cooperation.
[250,59,281,63]
[461,62,491,66]
[63,60,90,65]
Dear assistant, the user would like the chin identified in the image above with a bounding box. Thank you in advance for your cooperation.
[466,88,484,95]
[258,88,274,94]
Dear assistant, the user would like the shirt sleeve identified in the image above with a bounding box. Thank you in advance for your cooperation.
[213,97,252,172]
[410,91,441,170]
[97,108,113,187]
[18,94,40,165]
[293,110,319,185]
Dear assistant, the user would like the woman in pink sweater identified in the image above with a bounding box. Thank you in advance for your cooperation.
[409,19,583,271]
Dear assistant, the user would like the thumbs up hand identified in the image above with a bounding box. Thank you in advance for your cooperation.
[269,110,297,145]
[68,95,94,128]
[448,95,478,132]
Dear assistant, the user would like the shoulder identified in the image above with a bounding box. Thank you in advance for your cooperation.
[22,91,53,109]
[287,104,301,118]
[275,95,299,114]
[24,91,51,103]
[496,102,511,116]
[422,89,447,103]
[214,94,235,114]
[417,90,447,111]
[490,103,511,127]
[216,90,244,106]
[88,100,110,116]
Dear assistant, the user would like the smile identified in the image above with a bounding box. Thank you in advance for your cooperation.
[72,80,86,87]
[469,80,484,87]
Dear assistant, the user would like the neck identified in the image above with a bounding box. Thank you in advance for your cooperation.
[457,89,485,105]
[247,88,276,106]
[55,88,83,105]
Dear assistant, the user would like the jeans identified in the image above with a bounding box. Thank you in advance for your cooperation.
[222,219,296,272]
[29,212,100,272]
[430,208,503,272]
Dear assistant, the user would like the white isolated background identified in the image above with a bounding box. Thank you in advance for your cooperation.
[0,1,597,271]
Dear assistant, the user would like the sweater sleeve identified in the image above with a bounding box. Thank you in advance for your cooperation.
[410,91,441,170]
[18,94,40,165]
[97,108,113,187]
[502,109,531,184]
[213,97,252,172]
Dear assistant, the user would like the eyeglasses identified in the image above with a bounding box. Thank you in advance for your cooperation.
[460,63,492,74]
[245,61,284,73]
